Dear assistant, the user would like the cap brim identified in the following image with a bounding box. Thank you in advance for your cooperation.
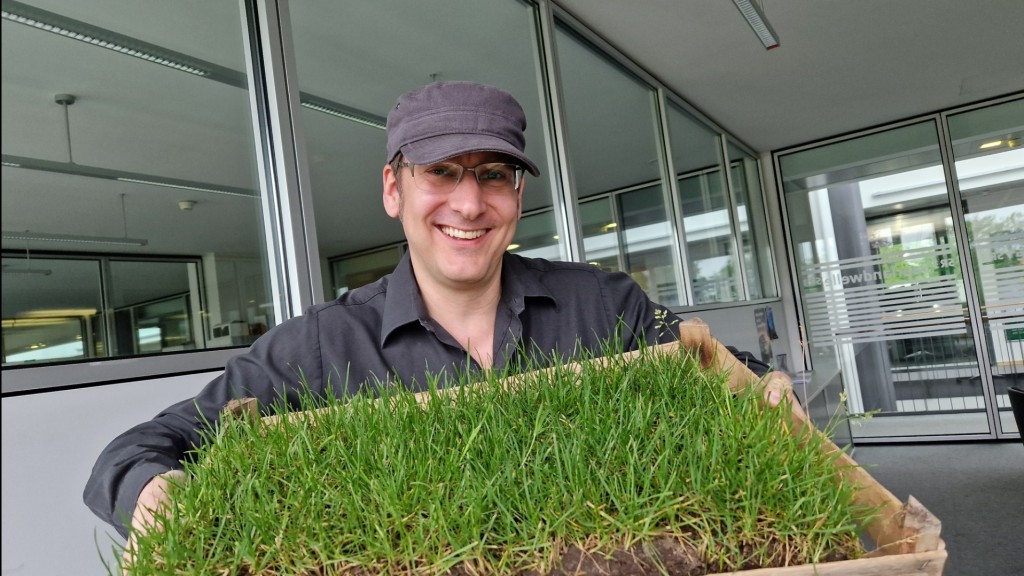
[401,133,540,177]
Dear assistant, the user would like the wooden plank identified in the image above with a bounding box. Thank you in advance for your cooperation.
[709,548,946,576]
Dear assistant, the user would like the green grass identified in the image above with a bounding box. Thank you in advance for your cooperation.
[122,342,873,575]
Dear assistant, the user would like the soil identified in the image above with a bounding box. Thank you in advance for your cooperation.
[329,534,851,575]
[519,536,707,576]
[443,535,837,576]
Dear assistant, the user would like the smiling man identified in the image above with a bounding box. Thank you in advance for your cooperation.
[84,81,789,553]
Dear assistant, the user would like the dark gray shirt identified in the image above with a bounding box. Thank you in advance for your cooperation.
[84,253,767,537]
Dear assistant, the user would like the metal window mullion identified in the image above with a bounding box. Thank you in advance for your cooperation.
[655,90,693,307]
[536,0,584,263]
[720,136,749,301]
[771,151,813,374]
[98,255,116,357]
[753,152,782,299]
[241,0,319,322]
[936,114,1000,438]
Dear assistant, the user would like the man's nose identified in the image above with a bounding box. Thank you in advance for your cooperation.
[448,172,486,218]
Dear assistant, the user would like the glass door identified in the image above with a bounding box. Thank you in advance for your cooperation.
[947,99,1024,438]
[778,97,1023,440]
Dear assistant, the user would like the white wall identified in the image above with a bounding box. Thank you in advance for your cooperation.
[1,372,217,576]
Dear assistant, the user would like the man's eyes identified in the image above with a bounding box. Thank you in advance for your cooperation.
[424,165,458,178]
[479,167,511,181]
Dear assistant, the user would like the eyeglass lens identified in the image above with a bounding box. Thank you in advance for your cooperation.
[412,162,522,192]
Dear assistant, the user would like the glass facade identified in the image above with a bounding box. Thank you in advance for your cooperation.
[1,1,794,403]
[2,2,1016,444]
[777,96,1023,439]
[1,0,275,369]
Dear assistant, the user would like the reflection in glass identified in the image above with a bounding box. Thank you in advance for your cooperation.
[109,260,205,354]
[666,102,739,304]
[579,197,620,271]
[511,210,561,260]
[619,186,681,306]
[330,245,405,297]
[1,255,215,365]
[2,256,103,364]
[1,0,276,367]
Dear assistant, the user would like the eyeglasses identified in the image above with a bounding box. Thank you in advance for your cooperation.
[397,161,524,194]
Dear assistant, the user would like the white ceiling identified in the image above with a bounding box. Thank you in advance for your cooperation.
[558,0,1024,152]
[2,0,1023,317]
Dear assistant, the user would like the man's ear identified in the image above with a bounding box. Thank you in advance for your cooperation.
[382,164,401,219]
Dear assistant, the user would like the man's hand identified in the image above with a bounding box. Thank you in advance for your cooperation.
[760,371,807,423]
[122,470,185,571]
[761,371,793,407]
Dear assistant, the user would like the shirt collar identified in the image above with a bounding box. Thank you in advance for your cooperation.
[499,253,556,315]
[380,252,558,346]
[380,252,426,347]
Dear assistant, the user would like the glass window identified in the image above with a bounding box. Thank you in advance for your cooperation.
[510,210,561,260]
[329,245,404,297]
[554,21,683,306]
[1,0,276,371]
[579,196,621,271]
[619,185,681,305]
[728,141,777,299]
[287,0,560,299]
[666,102,740,304]
[2,256,103,364]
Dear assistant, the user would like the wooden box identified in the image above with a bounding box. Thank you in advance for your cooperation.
[225,323,946,576]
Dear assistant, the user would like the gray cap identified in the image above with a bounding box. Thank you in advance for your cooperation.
[386,81,540,176]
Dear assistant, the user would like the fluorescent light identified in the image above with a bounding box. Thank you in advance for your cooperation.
[506,243,521,251]
[2,230,148,247]
[1,1,208,76]
[2,154,258,198]
[732,0,780,50]
[300,96,387,130]
[2,267,52,276]
[979,140,1003,150]
[20,308,98,318]
[116,177,254,198]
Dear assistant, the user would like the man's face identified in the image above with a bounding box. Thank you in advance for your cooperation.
[382,151,523,292]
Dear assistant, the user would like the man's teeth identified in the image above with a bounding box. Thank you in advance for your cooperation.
[441,226,485,240]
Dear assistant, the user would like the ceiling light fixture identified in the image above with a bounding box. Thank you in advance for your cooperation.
[732,0,780,50]
[3,154,258,198]
[2,193,148,247]
[3,265,52,276]
[300,95,387,130]
[979,140,1003,150]
[1,0,209,76]
[116,177,255,197]
[2,230,148,247]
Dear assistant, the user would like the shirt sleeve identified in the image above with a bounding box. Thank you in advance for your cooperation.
[82,314,324,539]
